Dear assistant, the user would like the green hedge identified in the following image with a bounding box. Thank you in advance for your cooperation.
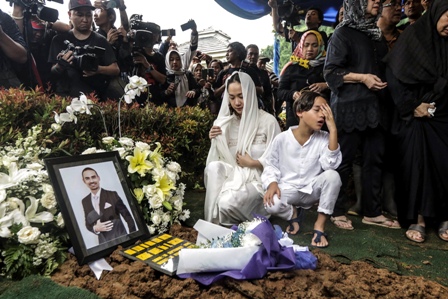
[0,88,215,188]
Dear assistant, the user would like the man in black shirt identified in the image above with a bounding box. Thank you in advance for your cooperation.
[48,0,119,101]
[0,9,27,88]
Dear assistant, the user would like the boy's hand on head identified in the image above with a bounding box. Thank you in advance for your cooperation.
[321,103,337,132]
[263,182,280,207]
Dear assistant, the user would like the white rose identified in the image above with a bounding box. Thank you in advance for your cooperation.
[151,213,162,225]
[81,147,97,155]
[17,226,41,244]
[40,193,57,210]
[167,161,181,173]
[118,137,134,147]
[143,185,156,196]
[42,184,53,194]
[162,212,171,223]
[135,141,150,151]
[148,194,163,209]
[102,136,115,144]
[56,213,65,228]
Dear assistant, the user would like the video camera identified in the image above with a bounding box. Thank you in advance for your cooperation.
[127,14,161,54]
[62,40,105,72]
[6,0,63,23]
[277,0,305,28]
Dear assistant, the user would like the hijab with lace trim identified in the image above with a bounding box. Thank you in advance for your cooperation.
[165,50,190,107]
[280,30,326,76]
[337,0,382,41]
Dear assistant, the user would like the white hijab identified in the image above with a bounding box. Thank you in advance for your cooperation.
[206,71,264,192]
[165,50,190,107]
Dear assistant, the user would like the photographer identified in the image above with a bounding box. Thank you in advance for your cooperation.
[124,17,166,106]
[11,2,71,89]
[0,8,27,88]
[93,0,130,99]
[48,0,119,101]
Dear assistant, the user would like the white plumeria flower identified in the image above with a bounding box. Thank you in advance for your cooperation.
[70,93,91,115]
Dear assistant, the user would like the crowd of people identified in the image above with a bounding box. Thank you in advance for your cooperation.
[205,0,448,248]
[1,0,447,247]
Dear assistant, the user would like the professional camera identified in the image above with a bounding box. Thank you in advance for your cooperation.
[277,0,305,28]
[6,0,63,23]
[127,14,161,53]
[62,40,105,72]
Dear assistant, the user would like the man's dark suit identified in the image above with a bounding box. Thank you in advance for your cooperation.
[82,188,136,244]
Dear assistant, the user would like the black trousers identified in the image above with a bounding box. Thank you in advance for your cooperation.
[332,127,386,217]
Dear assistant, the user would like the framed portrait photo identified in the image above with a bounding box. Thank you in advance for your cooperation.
[44,151,149,265]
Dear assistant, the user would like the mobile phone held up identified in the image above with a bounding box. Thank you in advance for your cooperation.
[161,29,176,36]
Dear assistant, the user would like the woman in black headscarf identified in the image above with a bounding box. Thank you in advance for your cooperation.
[385,0,448,243]
[324,0,400,230]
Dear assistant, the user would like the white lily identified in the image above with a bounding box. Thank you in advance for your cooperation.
[0,162,35,190]
[25,196,54,223]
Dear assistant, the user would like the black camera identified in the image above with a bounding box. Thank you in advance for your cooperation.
[6,0,63,23]
[201,68,214,80]
[180,19,196,31]
[277,0,305,28]
[161,29,175,36]
[128,14,161,53]
[62,40,105,72]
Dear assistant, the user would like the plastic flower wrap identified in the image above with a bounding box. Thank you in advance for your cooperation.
[0,126,68,279]
[82,137,189,235]
[177,217,317,285]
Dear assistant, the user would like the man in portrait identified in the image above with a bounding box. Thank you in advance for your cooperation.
[81,167,136,244]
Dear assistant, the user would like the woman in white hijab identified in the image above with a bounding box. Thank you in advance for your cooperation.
[204,72,281,226]
[163,50,201,107]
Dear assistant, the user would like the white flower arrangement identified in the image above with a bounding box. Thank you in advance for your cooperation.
[0,126,68,279]
[83,136,189,235]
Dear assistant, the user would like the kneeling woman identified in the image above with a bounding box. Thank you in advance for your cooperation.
[204,72,281,226]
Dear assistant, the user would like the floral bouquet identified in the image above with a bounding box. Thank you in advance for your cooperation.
[0,126,68,279]
[177,217,317,285]
[82,137,190,235]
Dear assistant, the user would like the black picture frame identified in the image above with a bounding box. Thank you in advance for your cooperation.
[44,151,149,265]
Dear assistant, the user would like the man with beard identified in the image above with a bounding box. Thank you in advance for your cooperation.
[81,167,136,244]
[48,0,119,101]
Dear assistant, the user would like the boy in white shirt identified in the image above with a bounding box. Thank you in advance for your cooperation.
[262,91,342,247]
